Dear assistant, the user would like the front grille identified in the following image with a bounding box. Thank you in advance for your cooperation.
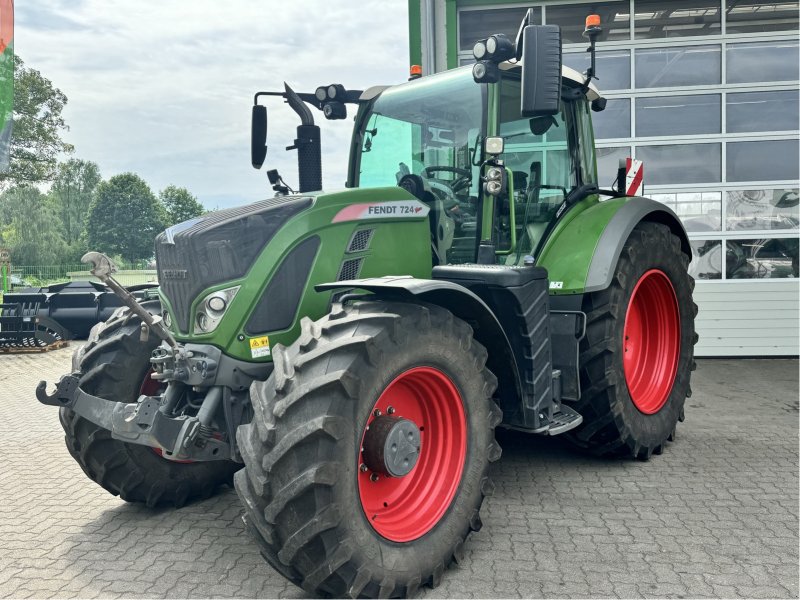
[156,196,313,332]
[337,258,363,281]
[347,229,374,253]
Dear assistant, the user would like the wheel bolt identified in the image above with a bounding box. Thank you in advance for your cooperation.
[373,409,382,417]
[370,473,379,482]
[360,463,368,473]
[387,406,395,415]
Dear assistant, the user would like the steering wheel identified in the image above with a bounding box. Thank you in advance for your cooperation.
[423,166,472,195]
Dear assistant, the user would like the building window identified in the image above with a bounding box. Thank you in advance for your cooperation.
[596,146,630,186]
[593,98,630,139]
[726,40,800,84]
[690,240,723,279]
[636,94,721,137]
[636,143,721,185]
[544,1,631,43]
[634,0,722,39]
[727,189,800,231]
[650,192,723,231]
[563,49,631,90]
[727,91,800,133]
[726,238,799,279]
[727,140,800,182]
[635,45,721,88]
[458,7,534,51]
[725,1,800,34]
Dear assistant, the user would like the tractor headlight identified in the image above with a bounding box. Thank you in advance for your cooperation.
[487,167,503,181]
[195,286,240,334]
[484,165,506,197]
[485,180,503,195]
[473,40,487,60]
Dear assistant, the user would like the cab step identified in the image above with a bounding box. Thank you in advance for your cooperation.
[528,404,583,436]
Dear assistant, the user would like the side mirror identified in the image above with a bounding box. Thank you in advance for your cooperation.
[251,105,268,169]
[520,25,562,117]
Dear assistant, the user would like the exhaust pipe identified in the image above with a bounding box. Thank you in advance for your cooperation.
[284,83,322,193]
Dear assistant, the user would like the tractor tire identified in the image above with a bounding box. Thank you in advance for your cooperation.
[235,301,501,598]
[565,221,698,459]
[60,302,239,508]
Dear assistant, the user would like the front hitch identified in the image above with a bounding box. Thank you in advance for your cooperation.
[36,375,230,461]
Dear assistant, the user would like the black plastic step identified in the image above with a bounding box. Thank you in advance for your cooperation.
[540,405,583,436]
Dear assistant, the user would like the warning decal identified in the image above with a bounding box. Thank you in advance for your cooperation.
[332,200,430,223]
[625,158,644,197]
[249,336,271,358]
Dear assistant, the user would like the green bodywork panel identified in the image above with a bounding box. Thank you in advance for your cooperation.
[159,186,432,363]
[536,196,629,295]
[157,66,645,365]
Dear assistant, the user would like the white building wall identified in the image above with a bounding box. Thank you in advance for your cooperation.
[694,280,799,356]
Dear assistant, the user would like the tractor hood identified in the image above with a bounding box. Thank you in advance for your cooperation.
[155,195,313,332]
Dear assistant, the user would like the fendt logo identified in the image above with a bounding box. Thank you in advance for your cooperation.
[333,200,430,223]
[161,269,188,279]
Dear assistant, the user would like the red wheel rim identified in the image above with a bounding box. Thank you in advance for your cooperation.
[358,367,467,542]
[623,269,681,414]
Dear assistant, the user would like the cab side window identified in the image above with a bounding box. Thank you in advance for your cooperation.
[498,76,576,262]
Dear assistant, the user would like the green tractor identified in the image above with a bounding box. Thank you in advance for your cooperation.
[38,11,696,598]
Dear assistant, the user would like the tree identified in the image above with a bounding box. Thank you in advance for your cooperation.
[86,173,166,261]
[50,158,101,248]
[0,56,74,189]
[159,185,205,226]
[0,185,68,265]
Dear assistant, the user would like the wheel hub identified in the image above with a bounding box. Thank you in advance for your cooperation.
[362,416,420,477]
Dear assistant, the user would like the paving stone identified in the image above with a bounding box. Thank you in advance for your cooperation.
[1,348,797,599]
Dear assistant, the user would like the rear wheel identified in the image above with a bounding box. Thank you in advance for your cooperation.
[60,303,239,507]
[566,221,698,459]
[235,301,501,598]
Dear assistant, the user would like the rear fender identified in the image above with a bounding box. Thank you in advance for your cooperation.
[537,196,690,295]
[315,277,524,424]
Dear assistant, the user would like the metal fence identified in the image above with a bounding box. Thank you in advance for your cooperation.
[9,265,157,288]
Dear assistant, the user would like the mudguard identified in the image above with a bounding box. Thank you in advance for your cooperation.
[316,276,524,426]
[537,196,690,295]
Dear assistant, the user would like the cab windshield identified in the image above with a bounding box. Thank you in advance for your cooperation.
[355,68,485,263]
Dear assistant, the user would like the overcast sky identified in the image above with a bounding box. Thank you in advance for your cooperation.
[17,0,410,209]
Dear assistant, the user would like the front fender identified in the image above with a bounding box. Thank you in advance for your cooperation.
[537,196,690,295]
[316,276,524,425]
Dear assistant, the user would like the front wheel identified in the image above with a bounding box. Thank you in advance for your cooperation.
[235,301,501,598]
[565,221,698,459]
[61,303,239,507]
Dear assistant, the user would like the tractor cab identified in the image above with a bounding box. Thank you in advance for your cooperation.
[349,61,604,267]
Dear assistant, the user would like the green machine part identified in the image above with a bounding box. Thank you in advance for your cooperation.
[158,186,433,363]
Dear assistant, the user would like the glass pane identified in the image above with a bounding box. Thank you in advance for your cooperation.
[596,146,630,187]
[690,240,723,279]
[636,143,721,184]
[727,188,800,231]
[726,41,800,84]
[357,69,485,264]
[726,1,800,34]
[563,50,631,90]
[727,90,800,133]
[458,7,535,51]
[545,2,631,43]
[635,45,721,88]
[727,140,800,182]
[593,98,630,140]
[727,238,799,278]
[650,191,723,231]
[634,0,722,38]
[636,94,721,137]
